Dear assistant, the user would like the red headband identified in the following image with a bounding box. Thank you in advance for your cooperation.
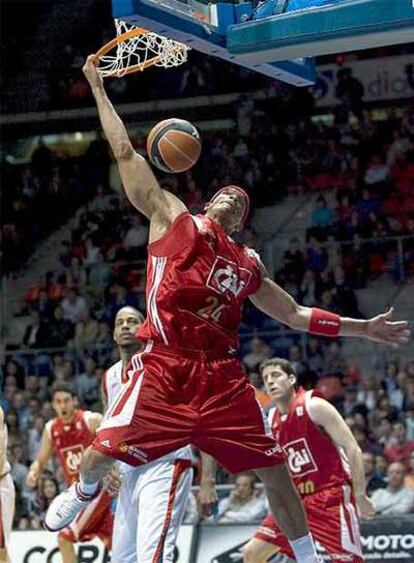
[208,185,250,224]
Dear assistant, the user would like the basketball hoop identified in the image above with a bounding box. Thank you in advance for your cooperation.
[93,20,190,77]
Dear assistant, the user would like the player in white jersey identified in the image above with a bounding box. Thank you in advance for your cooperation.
[104,306,195,562]
[0,406,15,563]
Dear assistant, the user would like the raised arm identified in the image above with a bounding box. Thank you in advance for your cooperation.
[250,264,410,347]
[307,396,374,518]
[26,425,54,487]
[82,56,187,242]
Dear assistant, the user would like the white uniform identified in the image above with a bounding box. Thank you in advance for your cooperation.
[0,424,15,553]
[103,359,193,563]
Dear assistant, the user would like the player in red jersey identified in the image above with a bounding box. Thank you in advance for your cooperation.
[27,383,113,563]
[243,357,375,563]
[46,57,409,563]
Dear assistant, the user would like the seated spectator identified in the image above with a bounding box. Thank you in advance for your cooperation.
[31,476,60,525]
[243,338,272,371]
[75,357,98,407]
[47,305,74,347]
[23,311,48,349]
[405,452,414,489]
[83,236,100,266]
[27,415,45,463]
[385,421,414,470]
[65,256,87,289]
[371,462,414,515]
[35,289,54,320]
[5,409,21,446]
[10,443,29,494]
[298,269,320,307]
[363,452,386,495]
[306,236,327,273]
[288,344,306,377]
[311,195,333,231]
[335,194,354,228]
[74,308,99,355]
[364,155,390,188]
[325,342,348,380]
[61,287,87,324]
[88,251,111,288]
[123,215,148,260]
[282,238,306,283]
[217,472,266,523]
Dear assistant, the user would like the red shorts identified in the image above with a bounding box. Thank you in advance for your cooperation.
[93,342,283,473]
[255,485,363,562]
[59,490,113,547]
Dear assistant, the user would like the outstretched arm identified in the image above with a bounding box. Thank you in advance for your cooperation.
[307,396,374,518]
[26,426,53,487]
[82,56,187,241]
[250,265,410,347]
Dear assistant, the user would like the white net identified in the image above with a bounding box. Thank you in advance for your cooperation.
[96,19,190,77]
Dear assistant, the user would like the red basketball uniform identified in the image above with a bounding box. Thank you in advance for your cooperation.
[94,212,283,472]
[254,389,363,562]
[47,410,113,546]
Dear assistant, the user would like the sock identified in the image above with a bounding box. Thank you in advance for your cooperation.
[289,533,319,563]
[79,477,99,497]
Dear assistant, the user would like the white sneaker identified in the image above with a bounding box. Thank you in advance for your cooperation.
[44,482,98,531]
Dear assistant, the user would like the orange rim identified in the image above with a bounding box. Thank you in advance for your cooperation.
[92,27,183,75]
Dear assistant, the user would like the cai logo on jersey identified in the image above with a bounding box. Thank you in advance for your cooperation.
[283,438,318,477]
[206,256,252,297]
[61,444,84,475]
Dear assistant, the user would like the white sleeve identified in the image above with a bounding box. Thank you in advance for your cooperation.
[45,420,54,439]
[267,407,276,427]
[83,411,94,432]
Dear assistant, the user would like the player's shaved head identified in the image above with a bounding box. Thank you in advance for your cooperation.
[115,306,144,324]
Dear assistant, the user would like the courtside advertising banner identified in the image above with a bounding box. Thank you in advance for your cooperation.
[315,55,414,106]
[195,518,414,563]
[10,526,194,563]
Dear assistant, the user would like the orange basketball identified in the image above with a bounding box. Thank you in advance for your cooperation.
[147,118,201,174]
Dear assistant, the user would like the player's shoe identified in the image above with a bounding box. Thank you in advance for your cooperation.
[44,482,99,531]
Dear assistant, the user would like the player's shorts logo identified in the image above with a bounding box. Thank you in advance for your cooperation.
[119,442,148,463]
[206,256,252,297]
[61,445,84,475]
[283,438,318,476]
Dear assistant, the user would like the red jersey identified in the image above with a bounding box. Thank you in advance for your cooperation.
[138,213,261,355]
[46,410,95,485]
[269,389,351,496]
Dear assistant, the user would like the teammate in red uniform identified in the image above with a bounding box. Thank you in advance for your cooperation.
[46,56,409,563]
[27,383,113,563]
[243,358,374,563]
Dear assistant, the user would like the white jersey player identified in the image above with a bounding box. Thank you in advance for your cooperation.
[105,306,194,563]
[0,406,15,563]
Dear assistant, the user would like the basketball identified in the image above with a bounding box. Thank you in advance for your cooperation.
[146,118,201,174]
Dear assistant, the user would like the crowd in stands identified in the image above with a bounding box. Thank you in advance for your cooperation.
[2,95,414,528]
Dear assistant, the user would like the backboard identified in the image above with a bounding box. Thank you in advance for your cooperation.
[111,0,414,86]
[112,0,316,86]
